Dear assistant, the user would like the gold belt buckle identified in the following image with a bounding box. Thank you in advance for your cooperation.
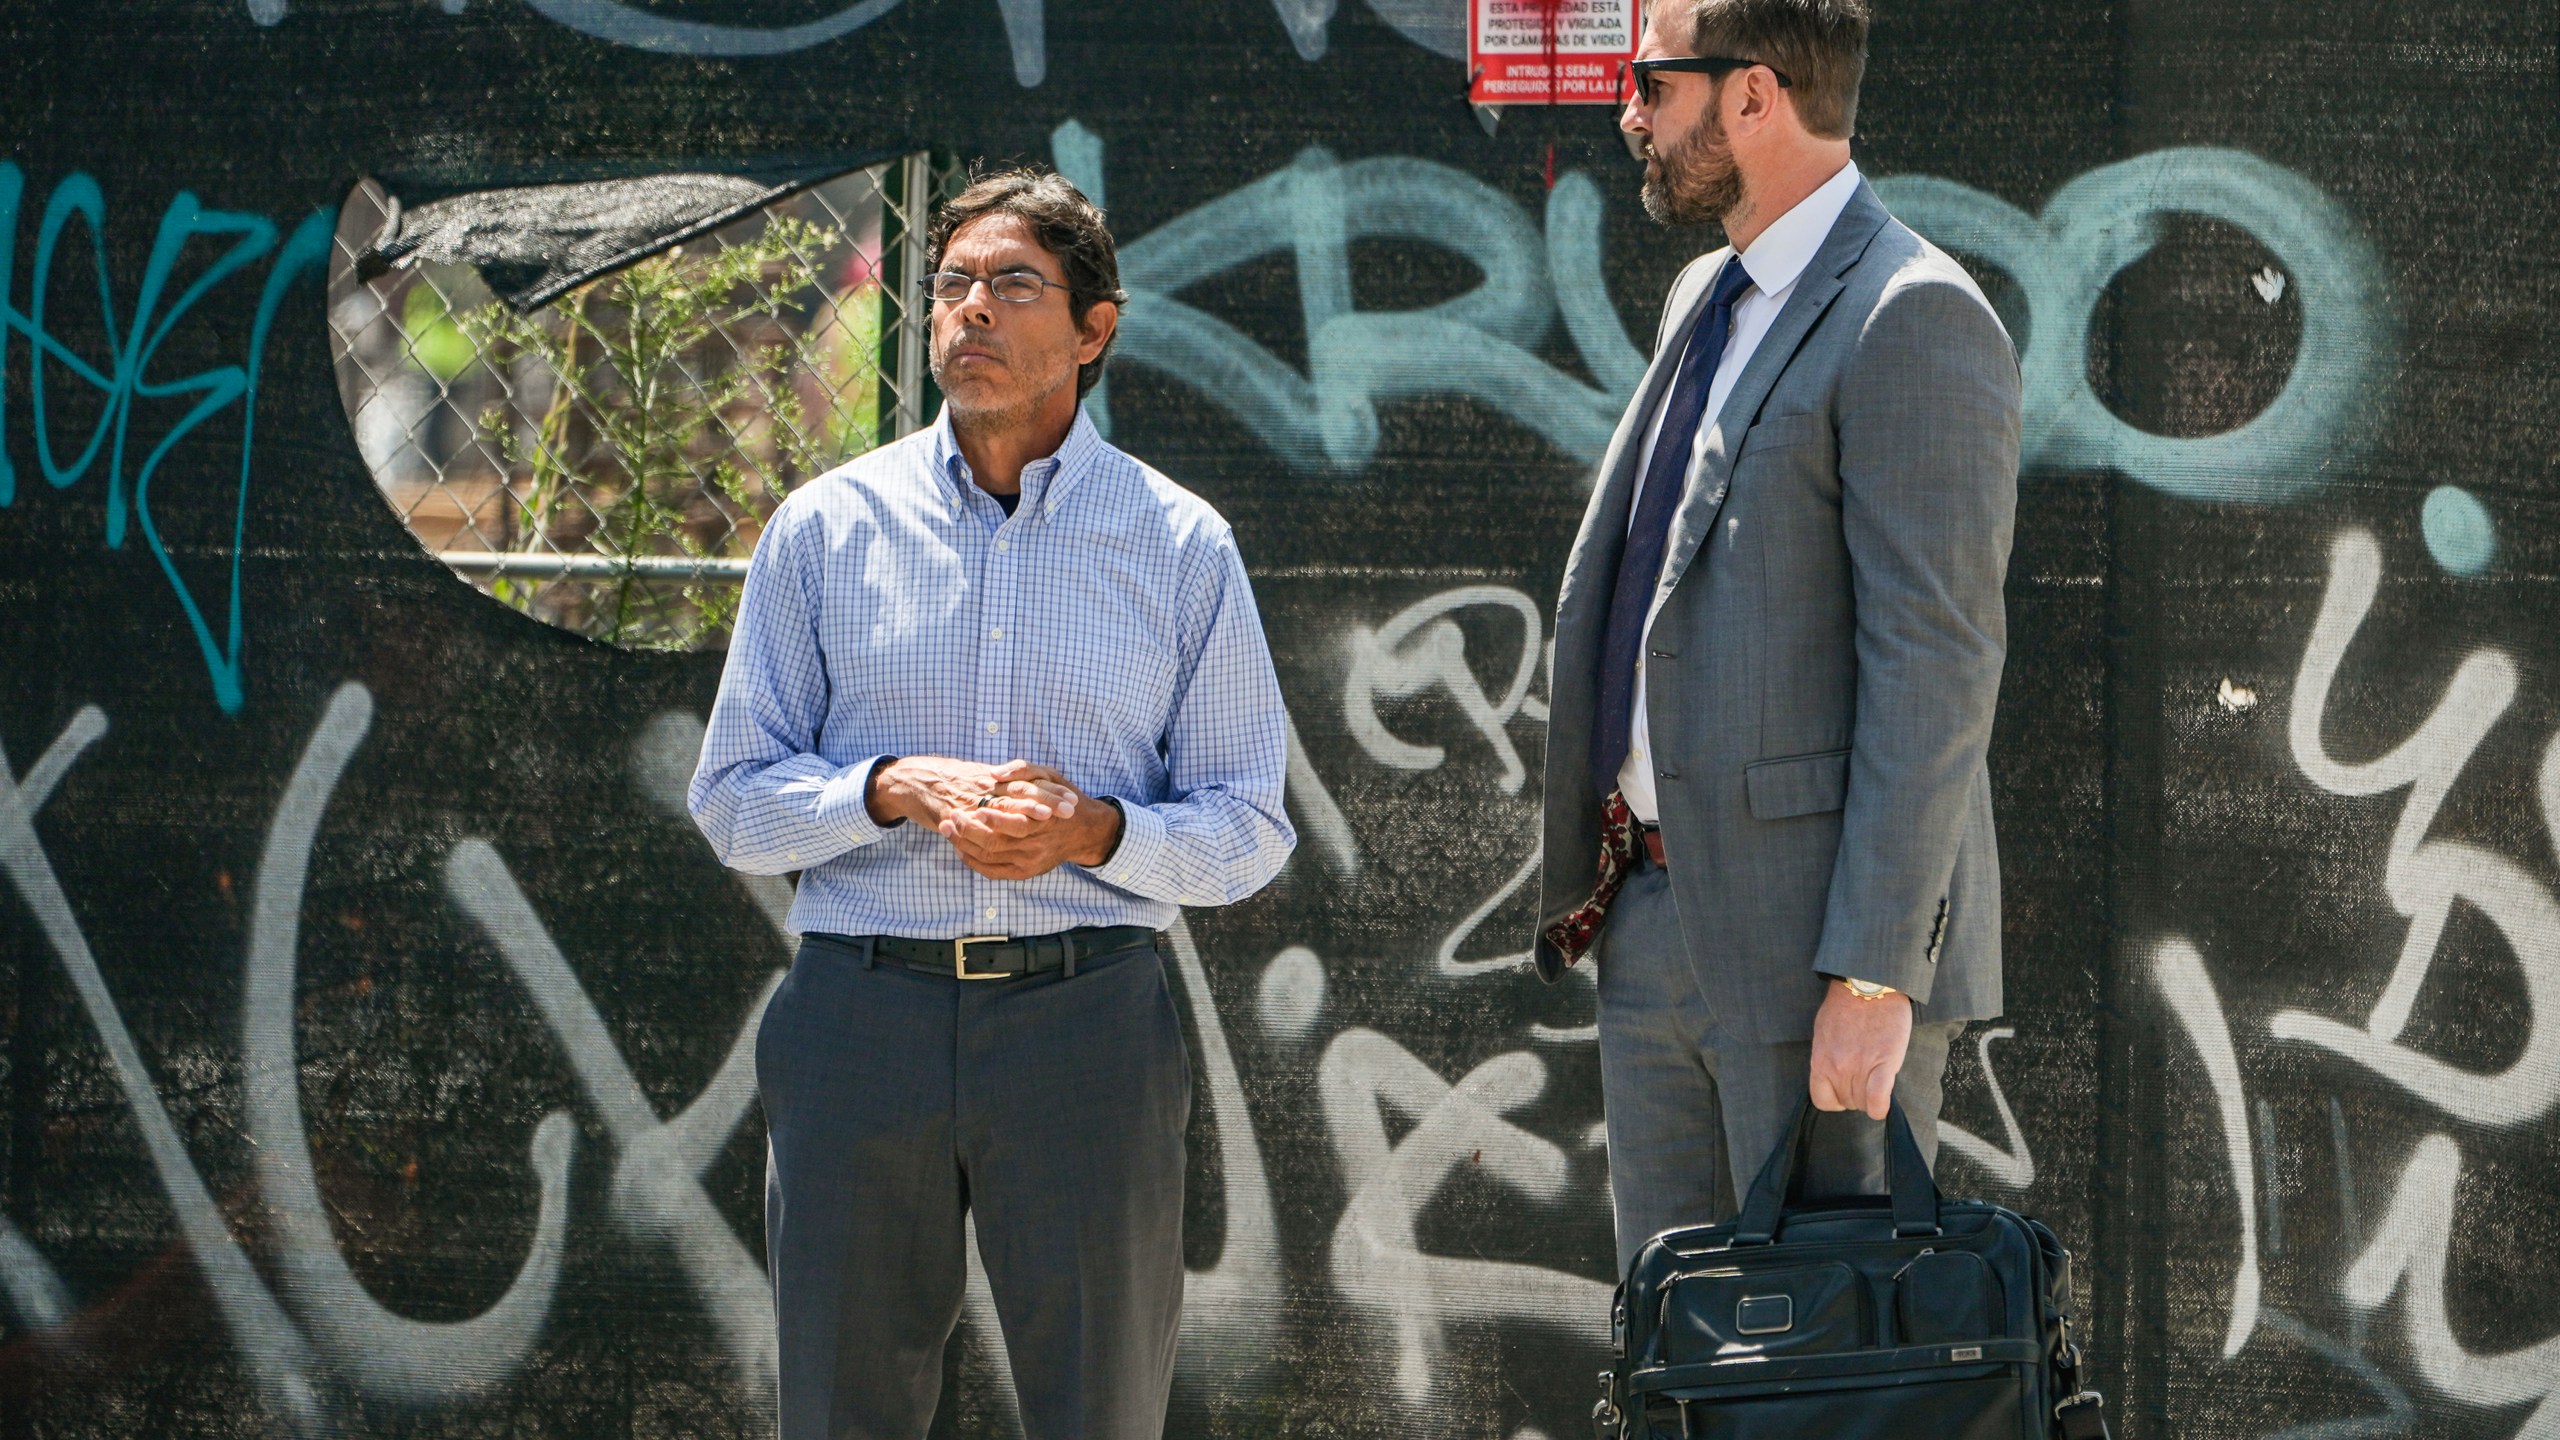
[953,935,1010,980]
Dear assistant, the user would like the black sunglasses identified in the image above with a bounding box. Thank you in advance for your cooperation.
[1624,55,1793,107]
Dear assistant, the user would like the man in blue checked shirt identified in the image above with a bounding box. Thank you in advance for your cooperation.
[688,166,1294,1440]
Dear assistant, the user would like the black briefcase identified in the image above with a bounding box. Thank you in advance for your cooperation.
[1594,1099,2109,1440]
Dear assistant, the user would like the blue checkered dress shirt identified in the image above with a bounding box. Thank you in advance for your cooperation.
[688,404,1295,940]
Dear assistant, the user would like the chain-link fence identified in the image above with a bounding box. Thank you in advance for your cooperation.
[328,156,952,651]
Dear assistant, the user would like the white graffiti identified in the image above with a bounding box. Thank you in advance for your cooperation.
[2141,528,2560,1435]
[0,685,1288,1431]
[17,124,2427,1436]
[1286,706,1363,878]
[1256,944,1330,1043]
[244,686,578,1407]
[1319,1031,1609,1405]
[444,840,785,1402]
[1935,1027,2037,1194]
[2344,1135,2560,1433]
[2156,938,2262,1361]
[1315,583,1610,1405]
[1435,842,1546,979]
[2,704,337,1434]
[1300,573,2046,1422]
[1344,585,1549,793]
[1158,916,1291,1388]
[2271,529,2560,1125]
[2256,530,2560,1431]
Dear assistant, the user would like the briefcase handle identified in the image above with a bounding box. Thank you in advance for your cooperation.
[1730,1097,1941,1244]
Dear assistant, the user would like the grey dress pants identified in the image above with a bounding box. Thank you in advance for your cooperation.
[1595,859,1963,1276]
[756,932,1192,1440]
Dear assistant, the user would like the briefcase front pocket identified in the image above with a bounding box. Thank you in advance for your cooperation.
[1896,1249,2004,1345]
[1661,1262,1868,1363]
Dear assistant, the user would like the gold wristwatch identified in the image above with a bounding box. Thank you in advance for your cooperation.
[1838,977,1898,1000]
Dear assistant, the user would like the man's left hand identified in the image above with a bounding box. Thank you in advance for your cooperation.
[1808,980,1913,1120]
[938,760,1124,880]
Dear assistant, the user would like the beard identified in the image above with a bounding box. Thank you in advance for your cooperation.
[1640,111,1743,228]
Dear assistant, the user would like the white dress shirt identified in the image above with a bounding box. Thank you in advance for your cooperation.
[1619,160,1863,824]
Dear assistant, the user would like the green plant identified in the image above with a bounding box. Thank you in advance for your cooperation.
[458,214,866,650]
[401,283,479,382]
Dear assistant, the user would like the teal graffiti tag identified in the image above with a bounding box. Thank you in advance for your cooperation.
[1876,149,2394,505]
[1098,141,1638,472]
[1065,129,2389,506]
[0,164,333,714]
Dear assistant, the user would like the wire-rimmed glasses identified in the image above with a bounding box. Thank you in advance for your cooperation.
[920,270,1069,304]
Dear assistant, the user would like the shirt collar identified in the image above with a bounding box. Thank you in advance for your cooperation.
[1734,160,1862,300]
[929,402,1106,522]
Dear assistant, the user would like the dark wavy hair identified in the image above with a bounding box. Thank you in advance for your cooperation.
[927,165,1129,398]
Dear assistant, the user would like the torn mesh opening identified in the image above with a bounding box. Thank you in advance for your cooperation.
[355,171,839,311]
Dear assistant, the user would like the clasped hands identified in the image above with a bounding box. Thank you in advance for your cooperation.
[864,755,1123,880]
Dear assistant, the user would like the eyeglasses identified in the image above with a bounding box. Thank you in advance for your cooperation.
[920,270,1069,304]
[1624,55,1793,108]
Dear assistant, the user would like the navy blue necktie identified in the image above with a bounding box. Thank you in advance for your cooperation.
[1590,258,1754,801]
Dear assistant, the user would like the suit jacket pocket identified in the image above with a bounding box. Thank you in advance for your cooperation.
[1745,747,1850,820]
[1735,410,1830,460]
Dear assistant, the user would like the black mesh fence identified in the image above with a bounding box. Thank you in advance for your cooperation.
[1,2,2553,1437]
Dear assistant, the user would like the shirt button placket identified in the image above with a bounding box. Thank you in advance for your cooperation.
[982,511,1020,933]
[966,518,995,933]
[984,525,1016,759]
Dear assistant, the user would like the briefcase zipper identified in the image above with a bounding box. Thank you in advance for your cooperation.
[1657,1267,1744,1330]
[1675,1224,2011,1266]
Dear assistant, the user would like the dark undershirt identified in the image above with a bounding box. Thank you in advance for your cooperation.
[992,488,1020,517]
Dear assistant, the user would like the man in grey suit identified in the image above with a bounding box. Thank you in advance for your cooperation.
[1533,0,2021,1272]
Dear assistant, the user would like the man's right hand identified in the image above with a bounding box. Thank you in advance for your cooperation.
[864,756,1079,831]
[1808,980,1914,1121]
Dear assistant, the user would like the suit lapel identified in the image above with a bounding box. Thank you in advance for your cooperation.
[1657,183,1892,594]
[1553,249,1730,654]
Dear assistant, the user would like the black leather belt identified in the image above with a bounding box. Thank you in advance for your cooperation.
[808,925,1160,981]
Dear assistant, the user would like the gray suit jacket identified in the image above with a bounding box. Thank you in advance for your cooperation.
[1532,178,2021,1043]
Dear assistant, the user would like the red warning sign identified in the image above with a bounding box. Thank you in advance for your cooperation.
[1468,0,1640,106]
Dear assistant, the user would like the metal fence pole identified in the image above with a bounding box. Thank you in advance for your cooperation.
[890,150,933,441]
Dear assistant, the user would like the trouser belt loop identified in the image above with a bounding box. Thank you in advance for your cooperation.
[859,936,877,970]
[1061,933,1079,980]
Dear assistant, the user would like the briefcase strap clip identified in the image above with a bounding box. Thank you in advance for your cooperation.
[2054,1390,2110,1440]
